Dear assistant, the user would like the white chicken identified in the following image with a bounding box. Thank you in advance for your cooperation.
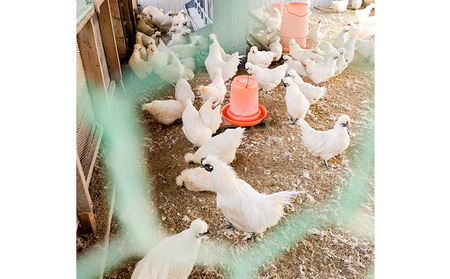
[342,35,357,64]
[130,219,210,279]
[135,36,149,60]
[247,46,275,68]
[182,100,212,148]
[348,22,374,39]
[355,36,375,63]
[129,44,152,79]
[189,32,209,52]
[282,76,310,123]
[154,52,184,84]
[264,7,282,31]
[245,62,288,93]
[200,156,300,234]
[334,47,348,77]
[332,26,349,49]
[303,54,338,85]
[282,55,307,77]
[308,18,324,46]
[181,57,196,72]
[170,39,200,59]
[167,29,191,47]
[142,99,184,125]
[199,95,222,134]
[175,78,195,106]
[205,34,240,82]
[198,69,227,106]
[297,115,351,167]
[289,38,324,63]
[286,69,326,104]
[355,3,375,24]
[176,167,213,192]
[184,127,245,164]
[330,0,349,12]
[269,36,283,61]
[137,31,156,49]
[136,16,156,36]
[352,0,363,10]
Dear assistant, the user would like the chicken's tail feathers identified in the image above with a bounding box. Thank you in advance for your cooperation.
[141,103,151,111]
[270,190,301,205]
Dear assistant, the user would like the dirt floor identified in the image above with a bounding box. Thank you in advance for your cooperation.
[77,6,375,279]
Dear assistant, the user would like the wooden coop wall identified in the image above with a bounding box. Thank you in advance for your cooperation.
[76,0,132,233]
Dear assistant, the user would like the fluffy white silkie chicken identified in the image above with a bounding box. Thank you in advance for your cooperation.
[332,26,349,49]
[303,54,338,85]
[330,0,349,12]
[264,7,282,31]
[247,46,275,68]
[205,34,240,82]
[289,38,324,63]
[269,36,283,61]
[175,78,195,106]
[199,95,222,135]
[297,115,351,167]
[142,99,184,125]
[129,44,153,79]
[245,62,288,93]
[130,219,210,279]
[286,69,326,104]
[200,156,300,234]
[355,3,375,24]
[182,99,212,148]
[198,69,227,106]
[282,76,310,123]
[181,57,196,72]
[184,127,245,164]
[315,41,339,57]
[308,18,324,46]
[176,167,213,192]
[282,55,307,77]
[352,0,363,10]
[334,47,348,77]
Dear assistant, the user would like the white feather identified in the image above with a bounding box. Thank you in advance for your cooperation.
[245,62,287,92]
[182,100,212,147]
[282,77,310,122]
[286,69,326,104]
[142,100,184,125]
[176,167,213,192]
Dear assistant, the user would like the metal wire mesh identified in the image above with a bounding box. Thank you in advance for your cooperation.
[76,41,97,176]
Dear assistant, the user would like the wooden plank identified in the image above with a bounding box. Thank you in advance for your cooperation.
[91,14,111,89]
[77,18,108,94]
[109,0,128,60]
[98,0,123,80]
[94,0,106,13]
[85,124,103,185]
[76,152,96,233]
[77,6,95,35]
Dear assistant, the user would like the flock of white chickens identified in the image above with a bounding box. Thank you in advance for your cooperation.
[129,2,374,278]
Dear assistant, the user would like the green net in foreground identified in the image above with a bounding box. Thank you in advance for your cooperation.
[77,80,374,278]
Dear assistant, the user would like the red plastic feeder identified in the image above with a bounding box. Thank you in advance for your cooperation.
[222,75,267,127]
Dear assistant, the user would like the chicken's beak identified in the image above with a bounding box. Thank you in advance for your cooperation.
[282,81,287,87]
[202,230,211,235]
[341,121,349,127]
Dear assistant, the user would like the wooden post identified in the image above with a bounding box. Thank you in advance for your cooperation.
[109,0,127,60]
[121,0,135,51]
[98,0,123,81]
[77,16,109,95]
[76,152,96,234]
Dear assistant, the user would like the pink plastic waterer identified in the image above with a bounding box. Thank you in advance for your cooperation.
[222,75,267,127]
